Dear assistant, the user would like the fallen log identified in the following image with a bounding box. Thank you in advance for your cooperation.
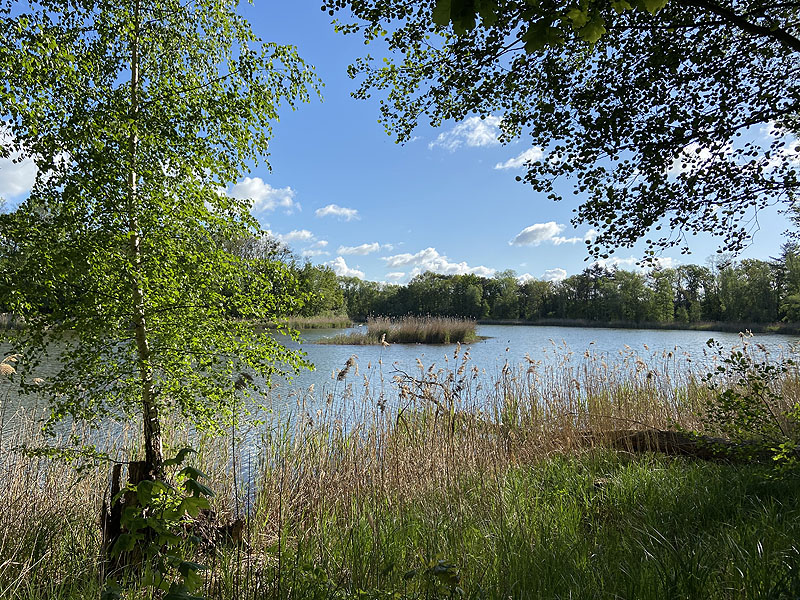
[583,429,772,462]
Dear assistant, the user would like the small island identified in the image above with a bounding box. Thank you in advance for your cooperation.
[318,316,481,345]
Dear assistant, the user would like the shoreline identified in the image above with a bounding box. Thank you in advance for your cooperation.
[476,318,800,335]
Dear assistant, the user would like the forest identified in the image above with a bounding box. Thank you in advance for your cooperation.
[5,231,799,329]
[311,245,800,326]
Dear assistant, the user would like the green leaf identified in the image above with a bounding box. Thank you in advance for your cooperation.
[522,20,564,53]
[578,17,606,43]
[639,0,669,13]
[164,447,195,467]
[179,495,211,518]
[566,7,589,29]
[611,0,633,13]
[101,582,122,600]
[178,465,207,481]
[432,0,452,26]
[178,560,207,576]
[476,0,499,26]
[164,583,204,600]
[184,478,215,498]
[136,480,155,505]
[111,533,136,556]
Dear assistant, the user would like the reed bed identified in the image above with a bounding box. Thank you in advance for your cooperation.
[2,342,800,599]
[284,315,352,330]
[319,316,479,345]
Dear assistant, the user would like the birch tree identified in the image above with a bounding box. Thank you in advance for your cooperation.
[0,0,318,477]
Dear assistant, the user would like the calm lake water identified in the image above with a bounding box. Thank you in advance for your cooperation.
[2,324,799,434]
[280,323,798,386]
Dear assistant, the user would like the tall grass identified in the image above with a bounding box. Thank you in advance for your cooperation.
[320,316,479,345]
[2,341,800,598]
[284,315,352,330]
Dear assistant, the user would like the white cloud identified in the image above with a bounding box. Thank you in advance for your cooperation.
[338,242,391,255]
[300,249,330,258]
[509,222,564,246]
[553,228,598,246]
[0,132,37,200]
[494,147,544,170]
[509,222,596,247]
[765,139,800,171]
[315,204,360,221]
[669,141,733,176]
[542,268,568,282]
[326,256,364,279]
[517,273,536,283]
[311,240,329,248]
[383,247,495,278]
[429,116,502,151]
[654,256,678,269]
[278,229,315,244]
[760,120,781,139]
[386,272,406,281]
[229,177,299,213]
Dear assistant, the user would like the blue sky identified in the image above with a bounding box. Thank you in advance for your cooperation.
[0,0,791,284]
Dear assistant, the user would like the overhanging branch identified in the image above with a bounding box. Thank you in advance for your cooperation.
[682,0,800,53]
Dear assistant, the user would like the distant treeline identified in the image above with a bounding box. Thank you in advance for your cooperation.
[335,245,800,326]
[6,230,799,329]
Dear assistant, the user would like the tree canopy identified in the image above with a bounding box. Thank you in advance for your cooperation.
[0,0,319,475]
[324,0,800,259]
[335,249,800,326]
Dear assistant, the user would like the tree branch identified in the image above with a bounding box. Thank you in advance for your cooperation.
[682,0,800,53]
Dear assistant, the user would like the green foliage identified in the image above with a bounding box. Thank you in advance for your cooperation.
[335,254,798,327]
[701,338,800,469]
[104,449,213,600]
[0,0,319,465]
[297,263,346,317]
[325,0,800,259]
[400,558,463,598]
[429,0,658,44]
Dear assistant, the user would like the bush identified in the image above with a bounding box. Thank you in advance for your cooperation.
[701,337,800,469]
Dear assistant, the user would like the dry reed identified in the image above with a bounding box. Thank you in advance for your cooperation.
[1,340,798,598]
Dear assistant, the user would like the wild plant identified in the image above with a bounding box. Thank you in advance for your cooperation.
[701,336,800,469]
[103,449,215,600]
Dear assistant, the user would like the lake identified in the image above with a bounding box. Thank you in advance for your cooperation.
[2,324,798,435]
[267,323,799,407]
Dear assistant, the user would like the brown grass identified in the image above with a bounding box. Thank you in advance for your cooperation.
[1,340,798,597]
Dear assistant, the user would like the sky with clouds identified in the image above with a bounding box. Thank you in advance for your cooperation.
[0,1,792,285]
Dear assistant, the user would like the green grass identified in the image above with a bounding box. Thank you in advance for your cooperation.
[260,453,800,600]
[3,341,800,599]
[319,316,480,345]
[8,452,799,599]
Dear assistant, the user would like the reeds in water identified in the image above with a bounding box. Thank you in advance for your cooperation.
[320,315,479,345]
[284,315,352,330]
[2,341,800,598]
